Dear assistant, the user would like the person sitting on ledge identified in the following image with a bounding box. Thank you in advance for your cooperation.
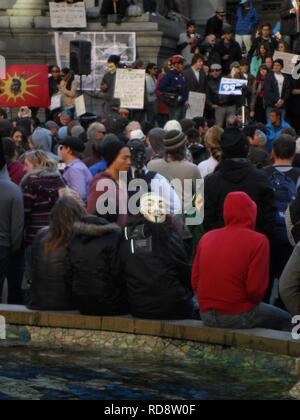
[28,191,86,311]
[192,191,292,331]
[119,193,195,320]
[100,0,129,26]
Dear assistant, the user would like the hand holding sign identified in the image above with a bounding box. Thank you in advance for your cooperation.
[219,78,248,96]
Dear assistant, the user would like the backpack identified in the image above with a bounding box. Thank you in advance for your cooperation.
[267,167,297,244]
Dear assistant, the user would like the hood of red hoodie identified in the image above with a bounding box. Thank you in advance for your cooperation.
[224,192,257,229]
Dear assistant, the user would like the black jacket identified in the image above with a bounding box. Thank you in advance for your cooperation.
[206,77,237,108]
[205,15,224,38]
[217,40,243,75]
[183,67,207,94]
[119,221,193,320]
[67,216,128,316]
[204,159,276,240]
[281,0,299,36]
[264,72,292,108]
[28,228,74,311]
[248,36,278,59]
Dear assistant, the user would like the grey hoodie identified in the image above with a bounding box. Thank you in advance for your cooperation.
[279,243,300,316]
[0,166,24,252]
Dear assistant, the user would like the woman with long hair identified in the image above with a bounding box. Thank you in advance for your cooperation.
[250,43,270,77]
[250,64,269,124]
[11,126,29,157]
[198,125,223,178]
[59,67,78,119]
[28,194,86,310]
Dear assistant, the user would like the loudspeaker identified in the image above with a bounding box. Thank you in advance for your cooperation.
[69,40,92,76]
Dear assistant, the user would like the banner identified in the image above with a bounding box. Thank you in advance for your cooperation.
[0,64,50,108]
[273,51,300,75]
[49,2,87,28]
[114,69,146,109]
[186,92,206,119]
[219,78,248,96]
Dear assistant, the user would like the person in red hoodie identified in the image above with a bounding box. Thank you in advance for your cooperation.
[192,191,292,331]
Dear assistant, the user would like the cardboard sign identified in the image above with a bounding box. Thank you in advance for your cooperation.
[75,95,86,117]
[186,92,206,118]
[50,94,62,111]
[273,51,300,75]
[49,2,87,28]
[114,69,146,109]
[219,78,248,96]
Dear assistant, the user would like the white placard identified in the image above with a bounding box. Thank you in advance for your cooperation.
[273,51,300,75]
[186,92,206,119]
[50,2,87,28]
[50,94,62,111]
[75,95,86,117]
[219,78,248,96]
[114,69,146,109]
[0,56,6,80]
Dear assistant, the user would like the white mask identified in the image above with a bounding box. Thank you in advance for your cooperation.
[140,194,167,224]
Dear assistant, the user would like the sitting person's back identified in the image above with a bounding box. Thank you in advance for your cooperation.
[192,192,292,331]
[28,194,86,311]
[67,215,128,316]
[119,194,194,320]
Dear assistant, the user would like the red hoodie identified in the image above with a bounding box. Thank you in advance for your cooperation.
[192,192,270,315]
[8,161,26,185]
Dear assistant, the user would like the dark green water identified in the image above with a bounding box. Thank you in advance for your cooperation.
[0,347,297,400]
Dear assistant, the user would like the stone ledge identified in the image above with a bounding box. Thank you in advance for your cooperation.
[0,305,299,358]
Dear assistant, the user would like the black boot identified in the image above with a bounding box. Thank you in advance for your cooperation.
[100,16,108,27]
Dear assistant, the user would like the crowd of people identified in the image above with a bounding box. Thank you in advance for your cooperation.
[1,0,300,332]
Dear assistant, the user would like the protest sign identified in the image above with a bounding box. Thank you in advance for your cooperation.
[50,94,62,111]
[50,2,87,28]
[186,92,206,118]
[273,51,300,75]
[75,95,86,117]
[219,78,248,96]
[114,69,146,109]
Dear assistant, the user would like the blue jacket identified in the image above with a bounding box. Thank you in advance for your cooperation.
[159,69,189,105]
[266,120,291,152]
[236,2,259,35]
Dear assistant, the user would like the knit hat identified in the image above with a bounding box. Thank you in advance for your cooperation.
[58,126,68,141]
[164,130,187,152]
[164,120,182,132]
[220,128,249,158]
[60,136,85,153]
[130,129,146,141]
[101,134,126,167]
[108,55,121,65]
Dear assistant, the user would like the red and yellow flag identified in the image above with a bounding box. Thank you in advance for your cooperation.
[0,64,50,108]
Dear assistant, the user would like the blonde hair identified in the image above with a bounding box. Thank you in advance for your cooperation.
[58,187,86,209]
[24,150,58,172]
[204,126,223,162]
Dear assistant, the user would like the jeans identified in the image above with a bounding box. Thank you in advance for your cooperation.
[201,303,292,331]
[0,247,10,303]
[215,105,236,128]
[235,34,252,53]
[169,104,186,121]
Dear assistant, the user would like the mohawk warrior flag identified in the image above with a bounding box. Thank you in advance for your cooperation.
[0,64,50,108]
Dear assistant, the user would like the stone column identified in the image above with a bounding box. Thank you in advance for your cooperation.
[7,0,48,16]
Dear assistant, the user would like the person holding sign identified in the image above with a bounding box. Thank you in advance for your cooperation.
[99,55,120,115]
[206,63,237,128]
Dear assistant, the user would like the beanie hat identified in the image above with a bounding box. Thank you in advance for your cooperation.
[164,120,182,132]
[101,134,126,167]
[58,126,68,142]
[164,130,187,152]
[220,128,249,158]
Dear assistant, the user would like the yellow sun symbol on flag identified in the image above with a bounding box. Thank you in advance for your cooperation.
[0,72,41,103]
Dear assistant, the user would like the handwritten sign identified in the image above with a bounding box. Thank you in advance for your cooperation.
[273,51,300,75]
[219,78,248,96]
[114,69,146,109]
[50,94,62,111]
[75,95,86,117]
[186,92,206,119]
[49,2,87,29]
